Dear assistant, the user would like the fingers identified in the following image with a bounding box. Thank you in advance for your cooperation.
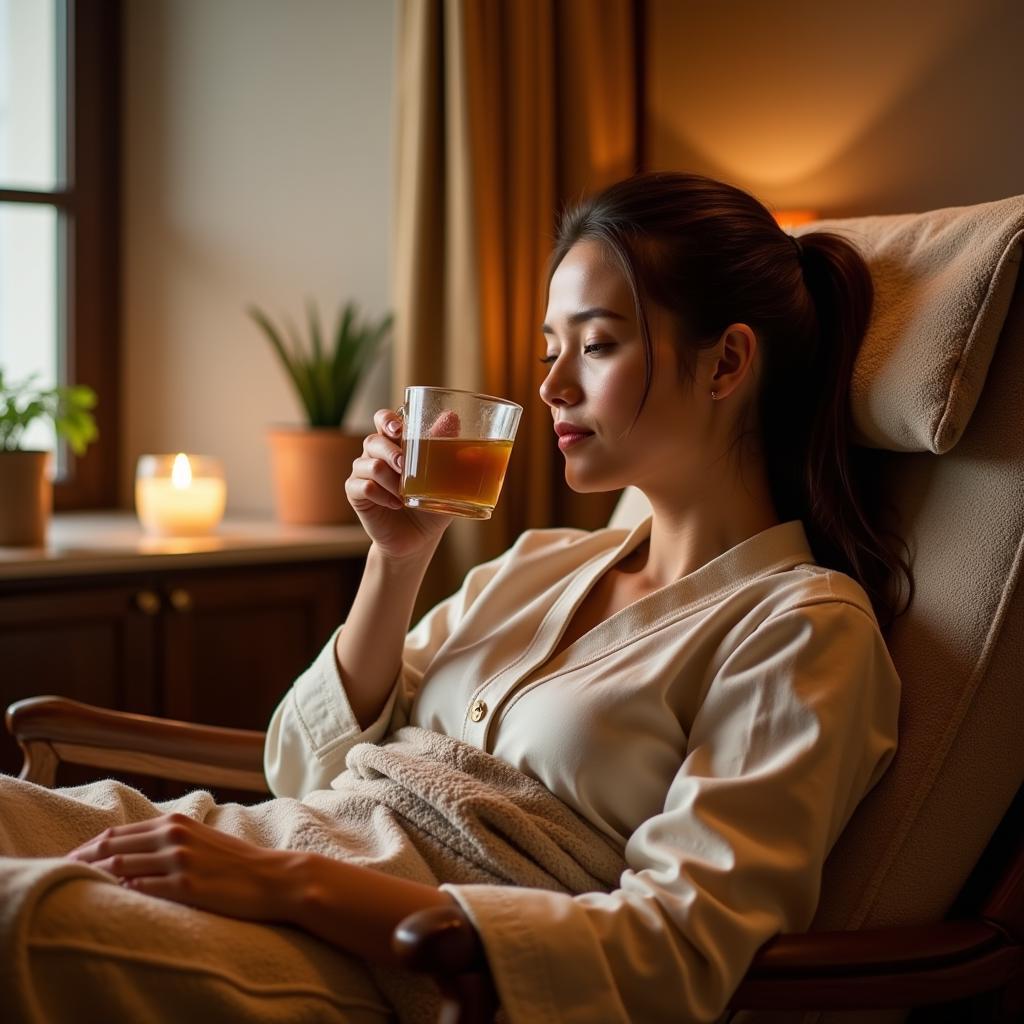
[361,433,403,473]
[349,412,407,512]
[66,815,203,891]
[361,413,403,477]
[373,408,403,440]
[96,851,183,880]
[68,832,154,863]
[352,453,402,496]
[117,875,183,900]
[428,410,461,438]
[61,815,275,916]
[66,813,195,861]
[346,474,404,511]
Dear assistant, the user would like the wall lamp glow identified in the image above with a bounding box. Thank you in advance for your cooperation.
[773,210,819,233]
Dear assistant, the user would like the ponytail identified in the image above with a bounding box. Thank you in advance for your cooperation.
[552,172,914,632]
[785,233,913,632]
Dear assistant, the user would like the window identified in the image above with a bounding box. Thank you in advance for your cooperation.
[0,0,119,508]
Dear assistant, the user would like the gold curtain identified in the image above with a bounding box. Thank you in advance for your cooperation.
[393,0,642,608]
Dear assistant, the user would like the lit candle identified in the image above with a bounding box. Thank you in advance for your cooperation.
[135,453,227,536]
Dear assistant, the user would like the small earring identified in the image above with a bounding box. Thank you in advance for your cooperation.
[710,390,719,400]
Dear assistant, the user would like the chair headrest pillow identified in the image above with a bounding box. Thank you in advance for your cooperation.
[797,194,1024,454]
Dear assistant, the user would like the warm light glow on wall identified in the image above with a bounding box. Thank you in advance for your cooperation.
[773,210,819,232]
[646,0,985,205]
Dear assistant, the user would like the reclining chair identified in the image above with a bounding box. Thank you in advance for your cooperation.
[8,195,1024,1022]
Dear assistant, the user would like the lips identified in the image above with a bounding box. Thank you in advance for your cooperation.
[554,422,595,451]
[558,432,592,451]
[554,421,593,437]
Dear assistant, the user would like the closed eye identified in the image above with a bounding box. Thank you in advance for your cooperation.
[539,342,614,365]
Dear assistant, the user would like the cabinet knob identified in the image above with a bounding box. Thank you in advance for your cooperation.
[135,590,161,615]
[169,588,193,612]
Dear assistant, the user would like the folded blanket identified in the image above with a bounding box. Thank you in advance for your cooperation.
[332,726,626,891]
[0,727,626,1023]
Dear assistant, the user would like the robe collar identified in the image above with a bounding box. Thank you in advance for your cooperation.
[532,516,817,673]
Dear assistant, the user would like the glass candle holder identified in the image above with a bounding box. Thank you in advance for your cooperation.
[135,453,227,537]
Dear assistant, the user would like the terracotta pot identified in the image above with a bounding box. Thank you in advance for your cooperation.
[0,450,52,546]
[266,427,364,525]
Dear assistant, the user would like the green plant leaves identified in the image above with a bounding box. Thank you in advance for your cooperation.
[247,299,391,428]
[0,373,99,454]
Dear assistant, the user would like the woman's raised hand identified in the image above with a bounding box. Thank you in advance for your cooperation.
[345,408,453,562]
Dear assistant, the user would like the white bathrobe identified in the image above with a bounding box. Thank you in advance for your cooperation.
[265,517,901,1023]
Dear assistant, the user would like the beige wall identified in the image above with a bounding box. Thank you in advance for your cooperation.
[646,0,1024,216]
[121,0,395,513]
[121,0,1023,512]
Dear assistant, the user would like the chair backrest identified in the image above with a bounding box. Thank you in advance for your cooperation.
[814,206,1024,938]
[609,195,1024,941]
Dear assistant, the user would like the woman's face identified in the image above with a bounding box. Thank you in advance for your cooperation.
[539,239,718,496]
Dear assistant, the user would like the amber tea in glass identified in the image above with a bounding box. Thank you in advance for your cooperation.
[399,387,522,519]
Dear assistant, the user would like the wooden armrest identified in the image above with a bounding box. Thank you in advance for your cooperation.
[732,920,1023,1009]
[392,907,1024,1015]
[743,919,1005,976]
[393,904,497,1024]
[6,696,269,792]
[393,904,489,975]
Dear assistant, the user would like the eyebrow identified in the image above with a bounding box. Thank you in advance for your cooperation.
[540,307,627,334]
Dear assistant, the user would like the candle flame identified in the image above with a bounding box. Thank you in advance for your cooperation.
[171,452,193,489]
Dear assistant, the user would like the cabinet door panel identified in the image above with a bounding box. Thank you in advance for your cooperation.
[0,586,158,777]
[161,564,349,732]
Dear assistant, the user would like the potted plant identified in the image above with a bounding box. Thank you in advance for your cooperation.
[248,299,392,525]
[0,370,98,545]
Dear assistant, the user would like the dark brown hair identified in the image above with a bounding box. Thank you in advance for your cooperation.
[550,171,913,632]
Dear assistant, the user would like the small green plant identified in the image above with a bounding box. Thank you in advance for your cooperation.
[0,369,98,454]
[248,300,392,429]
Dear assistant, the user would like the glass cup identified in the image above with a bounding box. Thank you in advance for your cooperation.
[398,386,522,519]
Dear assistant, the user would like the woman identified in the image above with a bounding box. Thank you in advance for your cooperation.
[2,172,909,1023]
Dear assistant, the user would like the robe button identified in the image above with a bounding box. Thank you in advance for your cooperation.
[470,699,487,723]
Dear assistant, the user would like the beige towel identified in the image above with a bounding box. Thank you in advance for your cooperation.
[0,727,625,1022]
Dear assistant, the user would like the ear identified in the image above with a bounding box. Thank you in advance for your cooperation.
[708,323,758,400]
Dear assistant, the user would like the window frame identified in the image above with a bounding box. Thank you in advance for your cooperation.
[0,0,121,509]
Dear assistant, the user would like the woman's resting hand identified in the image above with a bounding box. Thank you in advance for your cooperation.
[64,813,299,922]
[65,811,457,967]
[346,407,453,562]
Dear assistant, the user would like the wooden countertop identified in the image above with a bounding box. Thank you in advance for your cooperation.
[0,512,371,580]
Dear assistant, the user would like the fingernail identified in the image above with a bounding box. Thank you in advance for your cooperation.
[386,419,400,435]
[395,454,404,471]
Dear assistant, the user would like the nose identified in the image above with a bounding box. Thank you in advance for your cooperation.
[539,355,582,408]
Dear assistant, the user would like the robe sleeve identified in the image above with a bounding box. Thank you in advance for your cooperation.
[263,548,511,797]
[442,599,901,1023]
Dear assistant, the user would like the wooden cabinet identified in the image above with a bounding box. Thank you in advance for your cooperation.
[0,582,161,755]
[157,562,352,730]
[0,515,369,789]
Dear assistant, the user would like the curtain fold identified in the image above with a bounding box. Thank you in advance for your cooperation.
[393,0,642,606]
